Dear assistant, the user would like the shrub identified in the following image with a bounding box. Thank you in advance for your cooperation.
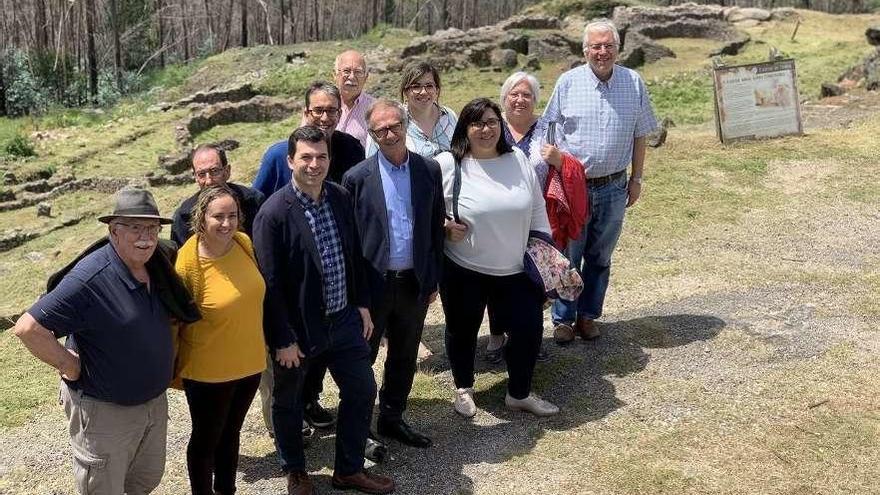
[1,50,49,116]
[4,133,36,158]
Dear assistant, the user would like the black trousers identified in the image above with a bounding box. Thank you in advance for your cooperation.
[440,256,544,399]
[183,373,261,495]
[272,306,376,476]
[368,270,430,422]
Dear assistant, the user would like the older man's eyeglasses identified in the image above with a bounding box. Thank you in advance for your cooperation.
[114,222,162,236]
[307,107,341,118]
[369,122,405,139]
[194,167,226,179]
[337,68,367,78]
[468,118,500,131]
[587,43,618,52]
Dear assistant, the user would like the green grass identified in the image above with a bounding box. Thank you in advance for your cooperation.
[0,331,58,427]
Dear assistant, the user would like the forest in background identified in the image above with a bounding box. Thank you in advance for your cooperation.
[0,0,876,117]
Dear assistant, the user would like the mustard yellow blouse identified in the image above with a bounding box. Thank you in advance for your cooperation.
[174,232,266,383]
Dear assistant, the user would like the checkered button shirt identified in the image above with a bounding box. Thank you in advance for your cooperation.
[293,186,348,314]
[542,64,657,178]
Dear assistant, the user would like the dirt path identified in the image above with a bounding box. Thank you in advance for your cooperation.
[1,99,878,495]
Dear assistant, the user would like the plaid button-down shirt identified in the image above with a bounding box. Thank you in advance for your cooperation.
[293,186,348,314]
[542,64,657,178]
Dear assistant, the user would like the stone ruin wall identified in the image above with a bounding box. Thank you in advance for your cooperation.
[654,0,870,14]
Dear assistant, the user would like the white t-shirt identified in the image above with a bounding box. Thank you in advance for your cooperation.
[437,148,551,276]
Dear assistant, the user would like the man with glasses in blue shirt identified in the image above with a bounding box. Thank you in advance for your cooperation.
[171,144,265,247]
[543,19,657,344]
[253,81,366,198]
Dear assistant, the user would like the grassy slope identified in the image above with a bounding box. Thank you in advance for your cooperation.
[0,8,878,494]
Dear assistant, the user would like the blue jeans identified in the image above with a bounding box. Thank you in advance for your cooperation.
[552,172,628,324]
[271,306,376,476]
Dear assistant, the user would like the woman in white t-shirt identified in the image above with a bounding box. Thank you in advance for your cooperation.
[436,97,559,418]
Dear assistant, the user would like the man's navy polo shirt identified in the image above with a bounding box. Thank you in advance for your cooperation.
[28,243,173,405]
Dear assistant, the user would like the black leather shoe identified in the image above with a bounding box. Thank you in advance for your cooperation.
[377,418,432,448]
[304,400,335,428]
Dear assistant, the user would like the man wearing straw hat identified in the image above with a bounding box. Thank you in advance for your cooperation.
[13,188,191,495]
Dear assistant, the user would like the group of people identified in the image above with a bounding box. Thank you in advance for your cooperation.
[12,18,656,495]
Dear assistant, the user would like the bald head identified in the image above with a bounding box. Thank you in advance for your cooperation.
[334,50,369,107]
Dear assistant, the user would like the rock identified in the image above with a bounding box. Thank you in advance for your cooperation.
[285,50,307,62]
[176,96,300,146]
[490,48,519,69]
[159,149,193,175]
[820,83,845,98]
[3,172,16,185]
[24,251,44,262]
[733,19,761,28]
[709,32,751,57]
[0,189,14,201]
[726,8,771,23]
[619,32,675,68]
[175,83,257,108]
[36,202,51,217]
[524,55,541,71]
[214,139,241,152]
[770,8,799,21]
[527,33,582,60]
[498,13,560,31]
[147,171,193,187]
[867,26,880,46]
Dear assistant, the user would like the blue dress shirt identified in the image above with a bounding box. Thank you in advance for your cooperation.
[377,151,414,271]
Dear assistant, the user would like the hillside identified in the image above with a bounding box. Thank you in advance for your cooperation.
[0,5,879,494]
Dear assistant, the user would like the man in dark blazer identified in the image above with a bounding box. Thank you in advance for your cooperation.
[342,99,445,448]
[252,126,394,495]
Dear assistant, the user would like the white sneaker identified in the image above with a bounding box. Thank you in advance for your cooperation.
[505,393,560,417]
[454,388,477,418]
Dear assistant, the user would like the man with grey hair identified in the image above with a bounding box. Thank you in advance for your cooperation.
[334,50,375,148]
[543,19,657,343]
[13,188,196,494]
[342,99,445,448]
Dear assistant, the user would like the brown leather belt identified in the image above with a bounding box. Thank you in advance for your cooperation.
[586,169,626,187]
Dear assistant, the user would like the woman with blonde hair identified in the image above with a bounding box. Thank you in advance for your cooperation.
[174,184,266,495]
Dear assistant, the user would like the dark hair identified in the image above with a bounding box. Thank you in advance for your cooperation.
[190,184,241,236]
[449,98,513,163]
[288,125,331,158]
[304,80,341,109]
[399,61,441,101]
[191,144,228,170]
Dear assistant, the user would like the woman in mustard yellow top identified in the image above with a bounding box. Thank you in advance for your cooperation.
[174,184,266,495]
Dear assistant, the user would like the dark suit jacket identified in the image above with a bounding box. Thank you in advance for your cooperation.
[252,181,369,356]
[342,151,445,302]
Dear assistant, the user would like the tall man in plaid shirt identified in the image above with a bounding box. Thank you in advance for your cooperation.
[253,126,394,495]
[543,19,657,343]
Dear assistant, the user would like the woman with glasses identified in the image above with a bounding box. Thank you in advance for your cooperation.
[366,61,456,158]
[436,98,559,418]
[174,184,267,495]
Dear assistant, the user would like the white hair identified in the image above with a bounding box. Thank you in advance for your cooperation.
[582,19,621,51]
[500,71,541,107]
[334,50,368,72]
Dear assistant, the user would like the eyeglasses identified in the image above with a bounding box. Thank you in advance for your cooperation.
[114,222,162,236]
[194,166,226,179]
[337,68,367,78]
[407,83,437,94]
[587,43,618,52]
[468,118,501,131]
[307,107,340,118]
[369,122,405,139]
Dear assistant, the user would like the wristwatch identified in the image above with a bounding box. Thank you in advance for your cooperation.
[630,176,643,185]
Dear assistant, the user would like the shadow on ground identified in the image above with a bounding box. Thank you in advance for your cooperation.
[239,313,725,494]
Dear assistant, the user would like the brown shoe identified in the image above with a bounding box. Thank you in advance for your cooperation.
[332,469,395,494]
[286,471,314,495]
[553,323,575,344]
[576,318,600,340]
